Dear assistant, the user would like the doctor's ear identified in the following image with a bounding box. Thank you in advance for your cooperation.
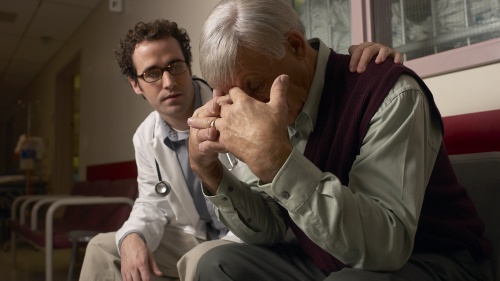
[128,76,144,95]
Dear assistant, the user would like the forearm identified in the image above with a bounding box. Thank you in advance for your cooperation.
[264,82,442,270]
[206,167,287,245]
[116,201,167,252]
[192,159,223,195]
[267,149,417,270]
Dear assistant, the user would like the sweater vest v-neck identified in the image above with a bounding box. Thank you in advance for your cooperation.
[280,51,492,273]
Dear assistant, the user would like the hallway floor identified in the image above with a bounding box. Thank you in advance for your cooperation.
[0,240,82,281]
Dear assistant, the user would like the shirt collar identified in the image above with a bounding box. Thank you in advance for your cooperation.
[289,38,330,138]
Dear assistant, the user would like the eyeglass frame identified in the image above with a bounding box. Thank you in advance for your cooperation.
[137,60,189,83]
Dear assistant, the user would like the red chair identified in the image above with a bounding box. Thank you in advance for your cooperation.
[10,178,137,281]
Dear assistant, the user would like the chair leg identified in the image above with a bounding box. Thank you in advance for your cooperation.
[11,231,16,268]
[67,241,78,281]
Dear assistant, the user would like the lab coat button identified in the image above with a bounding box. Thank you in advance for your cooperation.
[281,191,290,199]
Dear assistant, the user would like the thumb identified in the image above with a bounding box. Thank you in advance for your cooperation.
[268,74,289,109]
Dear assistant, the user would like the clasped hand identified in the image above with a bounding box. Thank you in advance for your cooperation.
[188,75,292,190]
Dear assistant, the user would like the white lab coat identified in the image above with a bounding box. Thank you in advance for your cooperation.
[115,79,247,252]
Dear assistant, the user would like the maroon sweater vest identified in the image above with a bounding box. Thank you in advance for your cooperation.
[281,51,492,273]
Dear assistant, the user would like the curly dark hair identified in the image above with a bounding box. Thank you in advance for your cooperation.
[114,19,192,82]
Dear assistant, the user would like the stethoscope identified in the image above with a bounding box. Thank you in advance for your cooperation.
[154,159,171,197]
[225,153,238,171]
[154,153,238,197]
[153,77,238,197]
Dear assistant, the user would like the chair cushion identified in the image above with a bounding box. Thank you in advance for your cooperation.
[450,152,500,281]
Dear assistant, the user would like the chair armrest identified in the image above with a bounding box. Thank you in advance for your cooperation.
[44,196,134,232]
[12,195,70,224]
[30,196,86,231]
[43,196,134,281]
[11,195,32,221]
[20,195,72,225]
[11,195,54,221]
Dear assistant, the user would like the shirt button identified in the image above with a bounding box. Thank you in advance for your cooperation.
[281,192,290,199]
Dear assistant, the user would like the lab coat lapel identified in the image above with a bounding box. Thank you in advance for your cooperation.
[149,119,200,227]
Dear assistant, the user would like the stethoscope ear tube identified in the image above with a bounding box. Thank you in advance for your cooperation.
[155,159,171,196]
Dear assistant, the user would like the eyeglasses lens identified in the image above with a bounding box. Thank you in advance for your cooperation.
[141,61,187,83]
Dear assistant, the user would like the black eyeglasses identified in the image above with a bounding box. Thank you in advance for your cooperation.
[138,61,188,83]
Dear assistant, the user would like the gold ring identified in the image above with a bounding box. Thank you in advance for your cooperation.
[210,118,217,130]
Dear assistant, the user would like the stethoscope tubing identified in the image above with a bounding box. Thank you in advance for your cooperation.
[154,159,171,197]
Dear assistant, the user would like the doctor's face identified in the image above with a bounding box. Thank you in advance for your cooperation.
[128,36,194,130]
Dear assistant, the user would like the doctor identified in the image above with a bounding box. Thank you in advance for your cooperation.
[78,19,401,281]
[79,19,240,281]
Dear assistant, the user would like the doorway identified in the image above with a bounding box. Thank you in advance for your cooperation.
[52,54,80,194]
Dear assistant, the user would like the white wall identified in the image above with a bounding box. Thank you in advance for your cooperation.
[22,0,500,182]
[24,0,219,180]
[424,62,500,117]
[78,0,220,179]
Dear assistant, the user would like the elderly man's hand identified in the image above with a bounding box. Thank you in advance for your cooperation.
[187,96,225,193]
[213,75,292,183]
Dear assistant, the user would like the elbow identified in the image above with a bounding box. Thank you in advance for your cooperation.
[355,236,414,271]
[352,249,411,272]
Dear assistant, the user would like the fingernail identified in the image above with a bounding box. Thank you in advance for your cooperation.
[280,75,289,86]
[187,118,192,126]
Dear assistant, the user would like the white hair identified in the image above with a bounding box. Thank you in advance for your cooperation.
[200,0,305,89]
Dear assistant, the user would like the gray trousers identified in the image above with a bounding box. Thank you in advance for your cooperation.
[79,227,204,281]
[194,241,494,281]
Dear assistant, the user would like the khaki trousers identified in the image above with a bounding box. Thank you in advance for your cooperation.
[79,227,204,281]
[177,239,235,281]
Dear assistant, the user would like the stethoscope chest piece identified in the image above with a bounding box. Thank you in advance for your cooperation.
[155,181,171,196]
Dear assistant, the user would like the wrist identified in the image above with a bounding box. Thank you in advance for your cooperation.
[253,144,292,183]
[119,231,145,253]
[193,161,223,194]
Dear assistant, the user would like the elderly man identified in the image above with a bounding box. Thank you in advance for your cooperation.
[79,17,401,281]
[186,0,493,280]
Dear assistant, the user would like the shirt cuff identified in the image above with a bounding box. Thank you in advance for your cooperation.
[202,167,240,212]
[117,230,146,255]
[259,148,323,211]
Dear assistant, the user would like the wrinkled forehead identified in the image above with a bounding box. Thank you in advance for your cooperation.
[210,45,275,91]
[221,56,274,92]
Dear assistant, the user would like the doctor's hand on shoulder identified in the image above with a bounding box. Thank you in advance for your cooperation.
[120,233,163,281]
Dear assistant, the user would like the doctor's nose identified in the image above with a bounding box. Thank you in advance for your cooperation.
[162,71,176,89]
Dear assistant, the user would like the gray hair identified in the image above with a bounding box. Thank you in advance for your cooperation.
[200,0,305,89]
